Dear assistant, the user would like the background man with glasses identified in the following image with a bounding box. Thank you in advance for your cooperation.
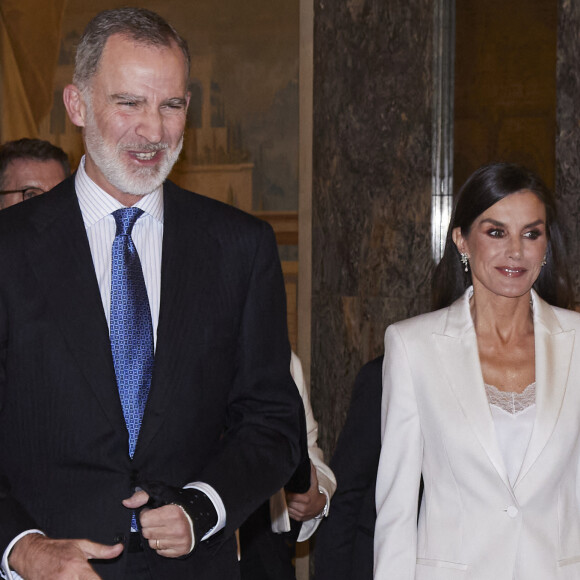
[0,138,71,209]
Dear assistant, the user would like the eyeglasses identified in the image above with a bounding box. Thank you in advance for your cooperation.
[0,187,45,202]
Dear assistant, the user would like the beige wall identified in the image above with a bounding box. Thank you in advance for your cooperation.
[171,163,254,213]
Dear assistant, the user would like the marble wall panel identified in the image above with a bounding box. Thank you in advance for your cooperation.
[556,0,580,299]
[311,0,435,457]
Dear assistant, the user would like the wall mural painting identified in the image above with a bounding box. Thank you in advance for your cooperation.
[40,0,300,219]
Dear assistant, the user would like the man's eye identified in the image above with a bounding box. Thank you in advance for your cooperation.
[23,188,44,200]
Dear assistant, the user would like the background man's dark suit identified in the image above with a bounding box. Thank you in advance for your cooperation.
[314,356,383,580]
[0,177,304,579]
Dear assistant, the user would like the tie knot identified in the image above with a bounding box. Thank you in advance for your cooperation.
[113,207,144,237]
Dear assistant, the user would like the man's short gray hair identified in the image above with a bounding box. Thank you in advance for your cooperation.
[73,7,190,91]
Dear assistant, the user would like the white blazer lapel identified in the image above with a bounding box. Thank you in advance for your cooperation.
[434,290,512,491]
[515,291,575,486]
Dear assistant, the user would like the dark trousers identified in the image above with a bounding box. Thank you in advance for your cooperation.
[239,502,300,580]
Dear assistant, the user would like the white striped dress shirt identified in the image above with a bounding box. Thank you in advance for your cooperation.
[75,157,163,348]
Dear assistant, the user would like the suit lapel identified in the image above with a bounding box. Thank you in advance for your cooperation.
[25,180,127,438]
[135,184,221,457]
[434,291,513,492]
[515,292,574,486]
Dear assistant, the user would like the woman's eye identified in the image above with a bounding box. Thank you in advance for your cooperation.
[524,230,541,240]
[487,229,503,238]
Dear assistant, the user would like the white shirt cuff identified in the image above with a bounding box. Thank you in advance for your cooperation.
[184,482,226,540]
[1,530,44,580]
[296,486,330,542]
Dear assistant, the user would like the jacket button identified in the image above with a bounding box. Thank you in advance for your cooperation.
[114,533,127,544]
[506,505,518,518]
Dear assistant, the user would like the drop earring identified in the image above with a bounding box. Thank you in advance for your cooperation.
[460,253,469,272]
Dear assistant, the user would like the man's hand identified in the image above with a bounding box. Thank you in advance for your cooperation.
[285,461,327,522]
[123,490,193,558]
[8,532,123,580]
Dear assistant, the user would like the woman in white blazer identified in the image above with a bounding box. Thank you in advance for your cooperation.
[374,163,578,580]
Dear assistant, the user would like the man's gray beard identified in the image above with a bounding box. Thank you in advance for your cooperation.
[84,106,182,196]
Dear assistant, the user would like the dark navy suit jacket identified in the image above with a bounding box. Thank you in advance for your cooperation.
[0,177,304,580]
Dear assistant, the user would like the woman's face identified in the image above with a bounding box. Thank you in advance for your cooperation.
[452,190,548,301]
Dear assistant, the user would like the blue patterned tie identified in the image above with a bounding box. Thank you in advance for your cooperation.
[110,207,154,459]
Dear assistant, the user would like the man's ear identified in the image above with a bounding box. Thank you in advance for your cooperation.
[63,85,87,128]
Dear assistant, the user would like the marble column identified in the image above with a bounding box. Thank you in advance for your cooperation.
[311,0,436,457]
[556,0,580,301]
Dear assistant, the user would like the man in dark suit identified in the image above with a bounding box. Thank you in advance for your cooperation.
[314,356,383,580]
[0,8,304,580]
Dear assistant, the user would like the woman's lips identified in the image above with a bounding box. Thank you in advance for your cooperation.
[496,266,526,277]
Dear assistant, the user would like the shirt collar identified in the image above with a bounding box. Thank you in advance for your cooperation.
[75,155,164,228]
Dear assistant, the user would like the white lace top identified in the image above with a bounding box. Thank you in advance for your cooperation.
[485,382,536,485]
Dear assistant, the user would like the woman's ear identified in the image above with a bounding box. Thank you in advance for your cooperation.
[63,84,87,128]
[452,227,467,256]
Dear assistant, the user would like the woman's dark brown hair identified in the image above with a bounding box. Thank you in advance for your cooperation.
[431,162,574,310]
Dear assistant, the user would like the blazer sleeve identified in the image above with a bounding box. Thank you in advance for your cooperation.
[291,351,336,495]
[374,325,423,580]
[0,267,39,553]
[196,221,305,537]
[290,352,336,541]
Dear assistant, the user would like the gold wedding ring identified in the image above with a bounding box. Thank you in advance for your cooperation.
[156,539,161,550]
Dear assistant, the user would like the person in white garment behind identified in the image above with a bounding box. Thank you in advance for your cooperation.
[240,352,336,580]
